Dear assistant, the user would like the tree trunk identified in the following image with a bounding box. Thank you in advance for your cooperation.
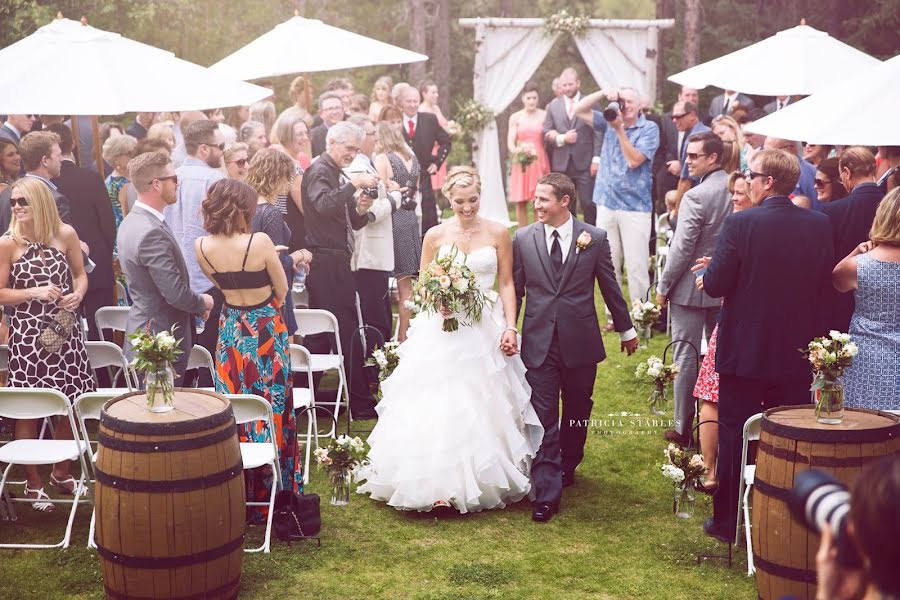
[656,0,675,100]
[408,0,427,85]
[432,0,451,114]
[682,0,702,68]
[499,0,515,17]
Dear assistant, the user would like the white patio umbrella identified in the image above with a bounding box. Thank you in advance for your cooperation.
[668,24,880,96]
[0,17,271,114]
[743,54,900,145]
[208,16,428,80]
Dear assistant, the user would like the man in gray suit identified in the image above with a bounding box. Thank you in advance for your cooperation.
[117,152,213,382]
[707,89,756,122]
[513,172,637,523]
[543,67,602,226]
[656,132,731,444]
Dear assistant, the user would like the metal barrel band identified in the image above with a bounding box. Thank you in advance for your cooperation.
[103,577,240,600]
[97,423,235,453]
[753,554,816,584]
[94,462,243,493]
[752,477,791,503]
[95,535,244,569]
[757,440,881,468]
[100,391,234,435]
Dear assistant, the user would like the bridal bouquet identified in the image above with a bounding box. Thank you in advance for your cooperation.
[801,330,857,424]
[412,246,487,332]
[511,143,538,172]
[662,443,707,518]
[128,324,183,411]
[635,355,678,416]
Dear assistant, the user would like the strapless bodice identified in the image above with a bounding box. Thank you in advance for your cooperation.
[437,245,497,292]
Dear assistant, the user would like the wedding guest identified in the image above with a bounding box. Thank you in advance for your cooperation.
[102,133,138,228]
[657,132,730,447]
[764,137,818,202]
[146,122,175,151]
[574,86,660,307]
[288,76,315,127]
[302,121,378,420]
[249,100,276,142]
[223,142,249,182]
[659,87,700,207]
[310,92,345,158]
[707,89,755,121]
[691,171,754,490]
[349,94,370,117]
[225,106,250,133]
[270,109,311,169]
[669,100,710,213]
[326,77,355,114]
[126,112,156,140]
[391,82,410,106]
[239,120,268,159]
[763,95,794,114]
[170,111,206,169]
[0,114,36,145]
[822,146,883,332]
[374,121,421,341]
[196,178,302,514]
[832,187,900,411]
[99,122,124,145]
[0,140,20,192]
[814,157,848,203]
[700,149,833,543]
[418,79,450,195]
[369,75,394,122]
[379,105,403,126]
[0,132,72,233]
[398,84,451,234]
[0,177,95,510]
[876,146,900,194]
[802,142,832,168]
[544,67,601,225]
[507,81,549,225]
[135,137,172,158]
[710,115,743,169]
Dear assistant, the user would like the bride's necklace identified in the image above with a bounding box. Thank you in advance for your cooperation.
[455,218,481,243]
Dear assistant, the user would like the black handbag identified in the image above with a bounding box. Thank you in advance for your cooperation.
[272,490,321,542]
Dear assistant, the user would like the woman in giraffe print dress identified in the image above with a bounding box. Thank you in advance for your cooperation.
[0,177,95,512]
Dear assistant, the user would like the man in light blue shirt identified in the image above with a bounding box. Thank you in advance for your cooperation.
[164,119,224,380]
[574,87,659,305]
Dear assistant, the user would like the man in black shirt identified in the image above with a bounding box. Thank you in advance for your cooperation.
[302,121,379,420]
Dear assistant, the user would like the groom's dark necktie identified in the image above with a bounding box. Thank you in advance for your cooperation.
[550,230,563,275]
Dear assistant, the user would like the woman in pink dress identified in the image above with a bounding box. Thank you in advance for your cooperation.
[418,80,449,197]
[507,81,549,226]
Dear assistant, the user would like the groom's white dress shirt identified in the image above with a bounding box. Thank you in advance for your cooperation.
[543,215,637,342]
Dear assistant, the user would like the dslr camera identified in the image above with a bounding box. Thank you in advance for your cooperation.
[603,95,624,122]
[788,469,862,568]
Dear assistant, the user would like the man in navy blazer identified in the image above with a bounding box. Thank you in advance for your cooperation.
[699,149,833,542]
[821,147,883,332]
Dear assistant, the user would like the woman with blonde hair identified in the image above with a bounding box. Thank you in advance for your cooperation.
[288,76,315,127]
[0,177,95,511]
[369,75,394,122]
[374,121,421,340]
[146,122,175,150]
[711,114,745,170]
[223,141,250,182]
[249,101,276,143]
[102,133,138,228]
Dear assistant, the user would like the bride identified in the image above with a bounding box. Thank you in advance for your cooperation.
[356,166,543,513]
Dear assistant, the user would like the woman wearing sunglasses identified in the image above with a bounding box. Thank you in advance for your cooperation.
[223,142,249,182]
[0,177,95,511]
[814,157,848,203]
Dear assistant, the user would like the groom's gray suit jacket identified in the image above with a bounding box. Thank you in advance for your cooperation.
[513,218,633,369]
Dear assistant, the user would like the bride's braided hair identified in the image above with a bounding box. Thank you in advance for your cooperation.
[441,166,481,199]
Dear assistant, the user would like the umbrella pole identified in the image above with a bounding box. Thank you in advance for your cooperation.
[70,116,81,168]
[92,115,104,179]
[304,73,311,113]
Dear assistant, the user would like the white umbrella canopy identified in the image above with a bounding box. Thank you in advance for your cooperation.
[668,24,880,96]
[209,16,428,80]
[743,54,900,146]
[0,18,271,114]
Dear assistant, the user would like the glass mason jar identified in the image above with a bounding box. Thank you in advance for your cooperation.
[674,485,695,519]
[330,466,352,507]
[649,382,667,416]
[815,378,844,425]
[639,324,652,348]
[146,364,175,413]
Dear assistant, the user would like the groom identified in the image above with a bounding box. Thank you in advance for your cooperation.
[512,173,638,523]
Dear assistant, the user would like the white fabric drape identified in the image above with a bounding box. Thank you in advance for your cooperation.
[473,28,559,225]
[574,29,651,98]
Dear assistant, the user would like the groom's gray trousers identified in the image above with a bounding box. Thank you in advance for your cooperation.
[669,303,719,436]
[526,328,597,506]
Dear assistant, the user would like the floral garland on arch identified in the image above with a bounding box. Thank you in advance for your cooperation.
[543,9,591,38]
[453,99,495,142]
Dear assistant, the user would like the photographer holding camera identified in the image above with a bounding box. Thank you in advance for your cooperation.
[573,86,660,307]
[790,454,900,600]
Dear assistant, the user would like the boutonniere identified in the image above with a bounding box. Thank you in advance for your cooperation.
[575,231,593,254]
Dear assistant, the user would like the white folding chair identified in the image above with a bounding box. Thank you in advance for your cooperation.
[736,412,763,575]
[187,345,216,389]
[0,388,92,549]
[227,394,281,553]
[293,309,350,425]
[94,306,130,342]
[288,344,334,484]
[84,341,135,391]
[73,391,118,548]
[115,280,130,306]
[0,344,8,373]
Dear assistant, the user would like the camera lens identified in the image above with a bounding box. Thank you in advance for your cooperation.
[788,469,862,568]
[603,102,621,122]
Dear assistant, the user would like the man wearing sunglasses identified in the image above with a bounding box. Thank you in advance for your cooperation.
[163,120,225,384]
[0,114,36,145]
[698,148,832,543]
[669,100,710,216]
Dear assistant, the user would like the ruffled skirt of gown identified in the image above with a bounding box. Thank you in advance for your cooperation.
[356,295,544,513]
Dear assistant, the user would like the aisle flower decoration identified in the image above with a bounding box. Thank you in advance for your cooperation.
[511,142,538,172]
[368,341,401,398]
[128,324,183,412]
[444,119,462,138]
[630,299,661,344]
[801,330,857,424]
[661,443,707,518]
[314,435,370,506]
[412,245,487,332]
[454,99,495,141]
[635,355,678,416]
[543,9,591,38]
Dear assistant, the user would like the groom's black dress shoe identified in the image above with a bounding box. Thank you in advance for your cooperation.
[703,517,735,544]
[532,502,558,523]
[562,471,575,488]
[664,429,692,446]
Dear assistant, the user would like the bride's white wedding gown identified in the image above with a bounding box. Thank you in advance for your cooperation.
[356,245,544,513]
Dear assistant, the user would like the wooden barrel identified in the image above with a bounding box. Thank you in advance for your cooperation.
[752,406,900,600]
[95,389,245,600]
